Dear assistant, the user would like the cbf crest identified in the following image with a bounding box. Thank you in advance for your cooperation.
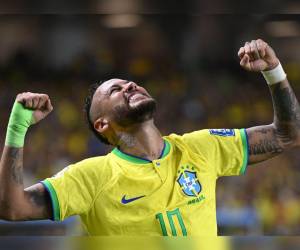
[177,165,202,197]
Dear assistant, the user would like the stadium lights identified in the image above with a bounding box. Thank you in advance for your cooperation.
[265,21,300,37]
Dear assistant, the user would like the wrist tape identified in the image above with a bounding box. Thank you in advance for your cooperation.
[5,102,34,147]
[262,63,287,85]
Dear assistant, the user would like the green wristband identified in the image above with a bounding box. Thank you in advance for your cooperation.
[5,102,34,147]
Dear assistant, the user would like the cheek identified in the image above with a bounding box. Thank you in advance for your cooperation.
[103,94,127,114]
[111,92,127,105]
[139,87,151,97]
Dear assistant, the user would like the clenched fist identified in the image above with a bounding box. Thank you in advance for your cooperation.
[238,39,279,72]
[16,92,53,124]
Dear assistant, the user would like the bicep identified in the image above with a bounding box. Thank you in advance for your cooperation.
[246,124,284,164]
[22,183,53,220]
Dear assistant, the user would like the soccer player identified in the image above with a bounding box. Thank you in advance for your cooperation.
[0,39,299,236]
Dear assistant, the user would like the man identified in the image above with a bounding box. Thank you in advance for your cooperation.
[0,39,299,236]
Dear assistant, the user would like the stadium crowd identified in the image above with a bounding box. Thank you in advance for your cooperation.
[1,15,300,235]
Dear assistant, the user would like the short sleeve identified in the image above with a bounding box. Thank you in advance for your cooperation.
[182,129,249,177]
[41,158,102,221]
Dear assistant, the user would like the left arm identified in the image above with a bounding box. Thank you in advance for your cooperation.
[238,39,300,164]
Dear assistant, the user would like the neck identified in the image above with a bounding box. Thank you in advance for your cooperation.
[114,120,164,161]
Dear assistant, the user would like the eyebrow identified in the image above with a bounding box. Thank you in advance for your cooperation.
[108,80,129,90]
[102,80,130,96]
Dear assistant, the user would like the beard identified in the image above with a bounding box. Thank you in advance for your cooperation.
[112,98,157,127]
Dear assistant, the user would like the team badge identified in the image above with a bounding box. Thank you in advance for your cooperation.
[177,170,202,197]
[209,129,235,137]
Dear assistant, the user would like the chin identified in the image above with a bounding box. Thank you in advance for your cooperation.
[113,98,157,126]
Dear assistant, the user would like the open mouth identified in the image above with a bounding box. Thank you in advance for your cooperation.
[127,92,148,103]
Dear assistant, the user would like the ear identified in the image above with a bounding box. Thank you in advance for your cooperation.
[94,117,109,133]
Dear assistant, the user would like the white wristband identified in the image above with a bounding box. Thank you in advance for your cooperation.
[261,63,287,85]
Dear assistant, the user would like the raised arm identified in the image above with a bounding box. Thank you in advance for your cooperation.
[238,39,300,164]
[0,93,53,220]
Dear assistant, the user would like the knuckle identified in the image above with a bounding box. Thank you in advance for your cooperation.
[39,94,48,100]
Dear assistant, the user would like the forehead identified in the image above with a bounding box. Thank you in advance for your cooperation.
[97,78,128,94]
[92,78,127,102]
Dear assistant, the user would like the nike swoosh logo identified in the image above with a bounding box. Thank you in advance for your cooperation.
[121,195,145,204]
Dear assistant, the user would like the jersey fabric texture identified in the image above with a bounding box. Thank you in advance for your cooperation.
[42,128,249,236]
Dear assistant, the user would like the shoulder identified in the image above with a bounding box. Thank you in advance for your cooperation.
[165,129,211,144]
[164,130,210,154]
[169,129,240,142]
[52,154,112,180]
[165,128,243,154]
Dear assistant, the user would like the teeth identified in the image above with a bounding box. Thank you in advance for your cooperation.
[129,93,144,101]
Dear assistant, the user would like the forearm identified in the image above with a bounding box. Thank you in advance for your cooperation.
[0,146,26,219]
[269,78,300,147]
[0,94,53,220]
[245,78,300,164]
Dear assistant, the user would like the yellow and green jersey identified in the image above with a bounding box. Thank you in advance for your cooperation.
[42,128,248,236]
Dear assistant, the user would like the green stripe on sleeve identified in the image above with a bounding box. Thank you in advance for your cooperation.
[239,129,249,175]
[160,140,171,158]
[41,179,61,221]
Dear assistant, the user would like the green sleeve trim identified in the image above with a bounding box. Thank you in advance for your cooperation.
[239,129,249,175]
[41,180,61,221]
[160,140,171,158]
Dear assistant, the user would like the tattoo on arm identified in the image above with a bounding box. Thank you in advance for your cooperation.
[8,148,23,185]
[28,188,48,207]
[271,84,300,142]
[247,80,300,164]
[0,147,52,220]
[249,137,283,155]
[24,185,53,219]
[247,126,283,163]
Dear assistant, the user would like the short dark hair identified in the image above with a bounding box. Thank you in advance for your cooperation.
[84,82,111,145]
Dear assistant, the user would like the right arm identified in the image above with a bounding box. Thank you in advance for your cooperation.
[0,93,53,220]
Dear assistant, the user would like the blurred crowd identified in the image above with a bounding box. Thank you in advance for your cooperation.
[1,15,300,235]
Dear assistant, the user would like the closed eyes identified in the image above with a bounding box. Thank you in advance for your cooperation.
[109,85,122,95]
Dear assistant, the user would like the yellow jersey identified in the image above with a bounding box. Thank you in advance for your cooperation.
[42,128,248,236]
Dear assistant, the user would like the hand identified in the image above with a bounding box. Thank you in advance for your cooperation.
[16,92,53,124]
[238,39,279,72]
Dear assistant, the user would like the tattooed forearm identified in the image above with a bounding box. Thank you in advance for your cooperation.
[247,80,300,164]
[8,148,23,185]
[271,83,300,130]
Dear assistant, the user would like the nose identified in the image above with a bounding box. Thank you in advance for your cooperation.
[124,81,137,92]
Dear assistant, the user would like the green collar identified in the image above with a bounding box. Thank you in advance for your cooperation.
[112,139,171,164]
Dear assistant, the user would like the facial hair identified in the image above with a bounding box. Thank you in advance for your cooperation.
[112,98,157,127]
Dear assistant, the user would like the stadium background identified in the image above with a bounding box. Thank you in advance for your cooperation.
[1,1,300,238]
